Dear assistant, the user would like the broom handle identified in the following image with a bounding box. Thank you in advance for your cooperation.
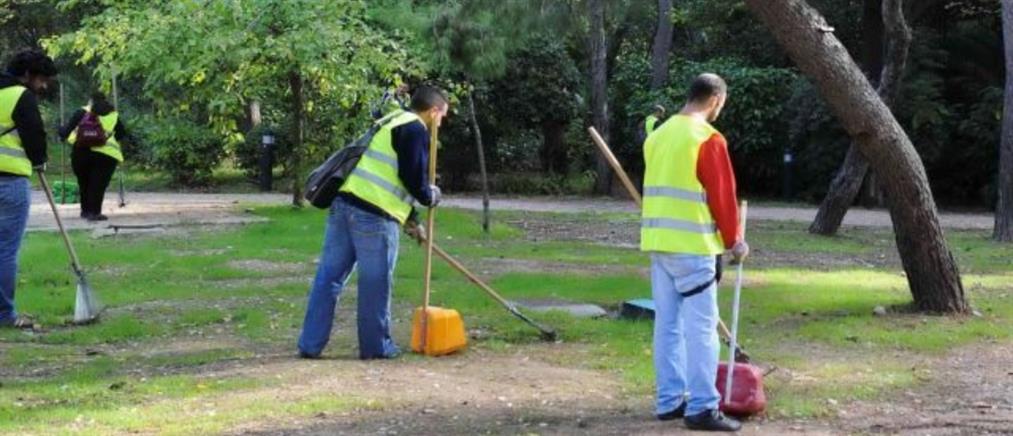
[420,119,439,351]
[588,127,641,206]
[723,201,748,405]
[588,127,742,343]
[38,172,84,275]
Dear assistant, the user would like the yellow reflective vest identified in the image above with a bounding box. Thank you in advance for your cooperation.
[339,110,425,224]
[0,85,32,176]
[640,115,725,255]
[68,107,124,162]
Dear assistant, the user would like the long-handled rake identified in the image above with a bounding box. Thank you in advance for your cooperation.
[588,126,751,363]
[38,171,102,324]
[421,236,558,341]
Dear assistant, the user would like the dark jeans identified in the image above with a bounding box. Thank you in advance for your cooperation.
[0,176,29,323]
[71,148,118,216]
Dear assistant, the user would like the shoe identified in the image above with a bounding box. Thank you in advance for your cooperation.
[298,351,320,359]
[657,401,687,421]
[80,212,93,219]
[0,317,35,330]
[684,409,742,432]
[86,214,108,222]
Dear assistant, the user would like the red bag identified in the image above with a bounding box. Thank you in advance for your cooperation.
[716,363,767,416]
[74,112,107,148]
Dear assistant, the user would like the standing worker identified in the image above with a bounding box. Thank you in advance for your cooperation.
[59,92,129,221]
[298,86,448,360]
[645,104,666,136]
[0,50,58,329]
[642,73,748,432]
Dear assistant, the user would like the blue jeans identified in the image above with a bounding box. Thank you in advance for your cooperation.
[298,197,401,359]
[651,252,721,416]
[0,176,30,324]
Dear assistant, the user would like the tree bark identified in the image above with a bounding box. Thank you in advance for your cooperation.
[588,0,612,195]
[650,0,674,90]
[540,120,567,174]
[467,91,491,234]
[289,71,304,207]
[810,0,910,235]
[997,0,1013,242]
[747,0,967,313]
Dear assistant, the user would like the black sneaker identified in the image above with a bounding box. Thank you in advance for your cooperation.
[87,214,109,222]
[657,401,687,421]
[684,409,741,432]
[298,351,320,359]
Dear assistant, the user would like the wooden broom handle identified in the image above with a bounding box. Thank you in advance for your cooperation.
[588,126,642,207]
[420,119,439,351]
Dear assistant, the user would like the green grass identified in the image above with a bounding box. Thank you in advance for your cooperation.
[1,204,1011,432]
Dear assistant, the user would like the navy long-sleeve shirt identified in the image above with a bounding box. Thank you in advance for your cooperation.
[341,116,436,221]
[0,74,48,176]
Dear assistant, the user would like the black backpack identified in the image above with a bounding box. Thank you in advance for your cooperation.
[304,112,403,209]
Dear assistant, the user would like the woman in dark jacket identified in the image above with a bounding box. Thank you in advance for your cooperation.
[59,92,129,221]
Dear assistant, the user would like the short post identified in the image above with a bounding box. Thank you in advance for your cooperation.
[259,130,275,192]
[782,150,794,200]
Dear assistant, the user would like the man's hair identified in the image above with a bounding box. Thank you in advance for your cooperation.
[410,85,449,112]
[90,92,114,115]
[687,73,726,103]
[6,49,58,77]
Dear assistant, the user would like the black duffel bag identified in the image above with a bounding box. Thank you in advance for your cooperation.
[304,112,401,209]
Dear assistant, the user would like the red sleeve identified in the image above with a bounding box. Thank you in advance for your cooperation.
[697,134,740,249]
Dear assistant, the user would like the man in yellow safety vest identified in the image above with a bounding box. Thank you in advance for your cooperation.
[298,86,448,360]
[0,50,58,330]
[642,74,748,432]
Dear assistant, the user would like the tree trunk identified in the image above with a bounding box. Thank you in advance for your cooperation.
[589,0,612,195]
[247,100,262,131]
[289,71,304,207]
[746,0,967,313]
[809,0,910,235]
[997,0,1013,242]
[467,91,491,234]
[540,120,567,174]
[650,0,674,90]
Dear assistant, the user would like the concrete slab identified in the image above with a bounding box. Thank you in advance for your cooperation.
[511,299,608,318]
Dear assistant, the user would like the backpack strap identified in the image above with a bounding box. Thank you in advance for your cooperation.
[0,125,15,137]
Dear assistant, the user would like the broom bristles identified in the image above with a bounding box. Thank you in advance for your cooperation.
[73,279,102,323]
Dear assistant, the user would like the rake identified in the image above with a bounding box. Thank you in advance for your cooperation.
[38,171,102,324]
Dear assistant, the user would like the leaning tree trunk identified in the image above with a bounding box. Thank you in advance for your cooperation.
[467,91,491,234]
[289,71,304,207]
[650,0,674,90]
[589,0,612,195]
[810,0,910,235]
[746,0,968,313]
[996,0,1013,242]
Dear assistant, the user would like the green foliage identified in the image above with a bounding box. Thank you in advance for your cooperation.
[615,56,798,194]
[44,0,418,190]
[136,116,225,186]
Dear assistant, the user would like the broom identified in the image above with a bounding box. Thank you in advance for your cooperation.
[38,171,102,323]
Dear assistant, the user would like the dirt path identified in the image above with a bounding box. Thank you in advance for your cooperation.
[443,196,995,231]
[26,191,995,233]
[27,191,287,232]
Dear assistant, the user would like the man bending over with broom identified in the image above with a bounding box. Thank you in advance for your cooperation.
[298,86,448,360]
[0,50,57,330]
[642,73,748,432]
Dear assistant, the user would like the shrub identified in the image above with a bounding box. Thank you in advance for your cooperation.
[136,116,226,186]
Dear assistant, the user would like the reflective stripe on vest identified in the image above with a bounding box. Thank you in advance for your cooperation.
[0,86,31,176]
[69,107,123,162]
[640,115,725,255]
[339,110,425,224]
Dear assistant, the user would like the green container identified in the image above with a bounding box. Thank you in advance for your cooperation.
[52,180,79,204]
